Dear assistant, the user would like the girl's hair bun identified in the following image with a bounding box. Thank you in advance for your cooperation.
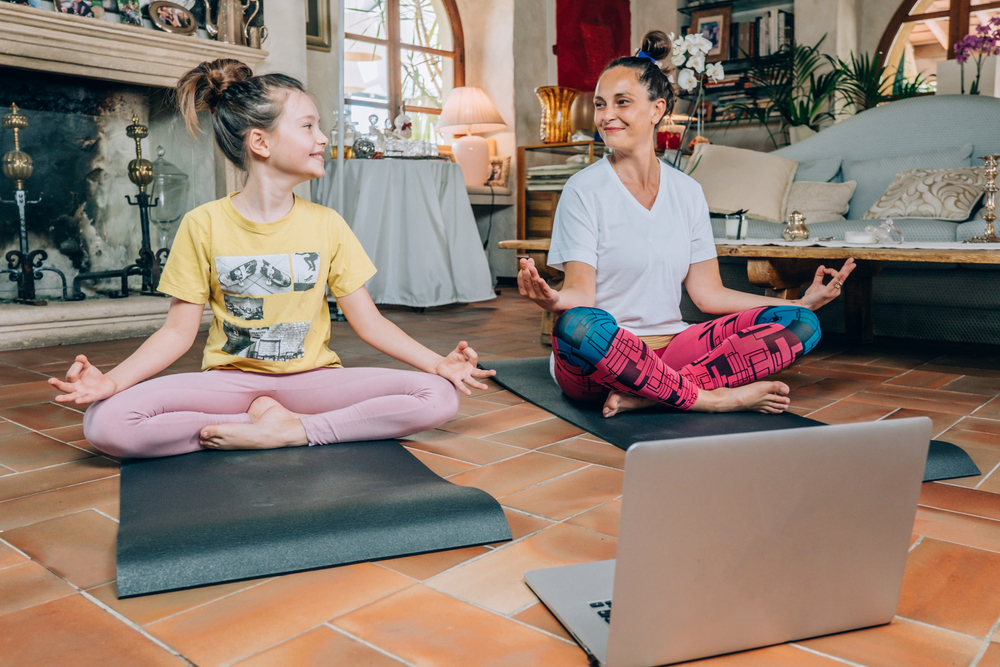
[639,30,671,63]
[176,59,253,134]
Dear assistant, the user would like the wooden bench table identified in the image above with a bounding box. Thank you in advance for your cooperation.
[716,244,1000,343]
[501,239,1000,345]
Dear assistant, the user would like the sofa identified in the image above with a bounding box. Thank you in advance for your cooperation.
[680,94,1000,344]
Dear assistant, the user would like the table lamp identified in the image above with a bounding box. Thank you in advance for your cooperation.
[436,87,506,187]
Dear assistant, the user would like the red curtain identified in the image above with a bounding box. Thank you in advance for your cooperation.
[556,0,632,92]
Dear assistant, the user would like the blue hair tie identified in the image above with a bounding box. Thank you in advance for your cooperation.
[636,50,658,65]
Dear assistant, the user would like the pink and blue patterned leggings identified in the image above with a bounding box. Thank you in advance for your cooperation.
[552,306,821,411]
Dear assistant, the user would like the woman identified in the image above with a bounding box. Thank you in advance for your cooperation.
[518,31,854,418]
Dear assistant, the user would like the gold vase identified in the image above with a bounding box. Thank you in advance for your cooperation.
[536,86,579,144]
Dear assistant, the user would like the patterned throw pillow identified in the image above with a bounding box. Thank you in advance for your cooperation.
[864,168,986,221]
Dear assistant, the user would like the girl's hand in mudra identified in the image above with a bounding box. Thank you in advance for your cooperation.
[436,341,496,395]
[797,258,857,311]
[518,257,560,311]
[49,354,118,405]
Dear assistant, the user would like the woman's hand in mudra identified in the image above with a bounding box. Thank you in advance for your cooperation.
[797,258,857,311]
[518,258,560,312]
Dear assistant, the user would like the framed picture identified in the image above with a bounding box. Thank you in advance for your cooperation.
[306,0,331,51]
[118,0,142,25]
[690,6,731,63]
[487,156,510,188]
[55,0,104,17]
[149,0,196,34]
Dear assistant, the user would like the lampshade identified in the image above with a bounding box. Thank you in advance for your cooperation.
[436,87,506,135]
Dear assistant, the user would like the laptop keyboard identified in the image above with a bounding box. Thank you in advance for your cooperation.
[588,599,612,623]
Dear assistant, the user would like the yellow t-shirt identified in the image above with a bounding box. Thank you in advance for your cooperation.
[157,194,377,373]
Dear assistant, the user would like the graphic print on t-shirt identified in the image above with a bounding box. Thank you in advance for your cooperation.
[291,252,320,291]
[221,320,310,361]
[215,254,293,296]
[223,294,264,321]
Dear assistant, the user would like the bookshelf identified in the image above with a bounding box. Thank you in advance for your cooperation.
[678,0,791,17]
[677,0,795,125]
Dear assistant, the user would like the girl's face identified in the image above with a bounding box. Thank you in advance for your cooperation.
[594,66,665,152]
[252,90,328,182]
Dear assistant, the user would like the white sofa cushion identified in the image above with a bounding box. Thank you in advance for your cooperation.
[688,144,798,223]
[786,180,857,223]
[864,167,987,221]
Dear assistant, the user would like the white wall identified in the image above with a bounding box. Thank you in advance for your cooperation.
[631,0,680,46]
[795,0,858,58]
[306,0,340,137]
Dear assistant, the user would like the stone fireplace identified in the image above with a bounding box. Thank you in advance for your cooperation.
[0,3,266,348]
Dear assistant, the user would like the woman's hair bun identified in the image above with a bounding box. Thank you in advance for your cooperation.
[176,59,253,135]
[639,30,672,63]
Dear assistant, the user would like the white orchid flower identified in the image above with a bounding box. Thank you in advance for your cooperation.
[671,51,687,67]
[688,53,706,73]
[684,33,707,54]
[706,62,725,82]
[677,68,698,92]
[672,38,687,57]
[696,35,714,53]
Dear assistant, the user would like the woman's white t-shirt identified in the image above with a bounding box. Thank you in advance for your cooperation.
[547,158,717,336]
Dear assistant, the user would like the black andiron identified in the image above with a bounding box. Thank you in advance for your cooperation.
[69,114,168,299]
[1,104,69,305]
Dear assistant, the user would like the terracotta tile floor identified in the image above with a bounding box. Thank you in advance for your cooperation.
[3,290,1000,665]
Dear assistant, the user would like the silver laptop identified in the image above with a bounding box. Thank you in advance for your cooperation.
[525,418,931,667]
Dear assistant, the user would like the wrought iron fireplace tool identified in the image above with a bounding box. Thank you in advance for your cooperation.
[0,103,69,305]
[69,114,166,299]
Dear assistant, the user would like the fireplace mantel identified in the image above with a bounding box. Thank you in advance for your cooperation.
[0,3,268,88]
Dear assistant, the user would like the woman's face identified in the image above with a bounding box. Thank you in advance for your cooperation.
[594,66,665,152]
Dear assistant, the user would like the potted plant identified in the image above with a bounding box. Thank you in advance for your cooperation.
[837,51,928,112]
[668,32,725,167]
[727,37,841,148]
[952,17,1000,95]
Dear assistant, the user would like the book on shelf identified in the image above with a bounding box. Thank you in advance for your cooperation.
[778,9,794,47]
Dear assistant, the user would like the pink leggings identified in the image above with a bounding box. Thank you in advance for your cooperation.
[83,367,460,458]
[552,305,821,410]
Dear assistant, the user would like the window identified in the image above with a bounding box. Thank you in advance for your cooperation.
[344,0,465,143]
[878,0,1000,85]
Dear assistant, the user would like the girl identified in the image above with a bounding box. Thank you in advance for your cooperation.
[518,31,855,418]
[50,59,494,458]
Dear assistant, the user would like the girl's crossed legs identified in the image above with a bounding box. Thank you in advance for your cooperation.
[84,367,460,458]
[552,305,821,413]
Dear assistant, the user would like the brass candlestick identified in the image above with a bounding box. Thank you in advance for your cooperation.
[0,103,69,305]
[69,113,164,299]
[967,155,999,244]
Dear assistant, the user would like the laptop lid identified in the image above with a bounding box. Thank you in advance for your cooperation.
[605,417,930,667]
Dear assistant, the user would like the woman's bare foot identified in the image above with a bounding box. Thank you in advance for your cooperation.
[692,381,791,414]
[201,396,309,450]
[603,390,658,418]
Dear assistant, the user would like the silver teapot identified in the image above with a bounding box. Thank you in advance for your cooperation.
[782,210,810,242]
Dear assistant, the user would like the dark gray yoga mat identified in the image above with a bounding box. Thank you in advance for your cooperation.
[484,357,980,483]
[117,440,512,598]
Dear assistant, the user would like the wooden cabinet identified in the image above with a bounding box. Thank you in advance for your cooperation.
[516,141,604,241]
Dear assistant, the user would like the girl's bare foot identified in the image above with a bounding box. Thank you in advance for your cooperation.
[692,381,791,414]
[201,397,309,450]
[603,390,658,418]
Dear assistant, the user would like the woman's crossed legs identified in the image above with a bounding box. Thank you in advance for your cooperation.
[84,367,460,458]
[552,305,821,415]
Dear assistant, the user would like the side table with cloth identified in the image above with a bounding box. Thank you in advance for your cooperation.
[312,160,495,308]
